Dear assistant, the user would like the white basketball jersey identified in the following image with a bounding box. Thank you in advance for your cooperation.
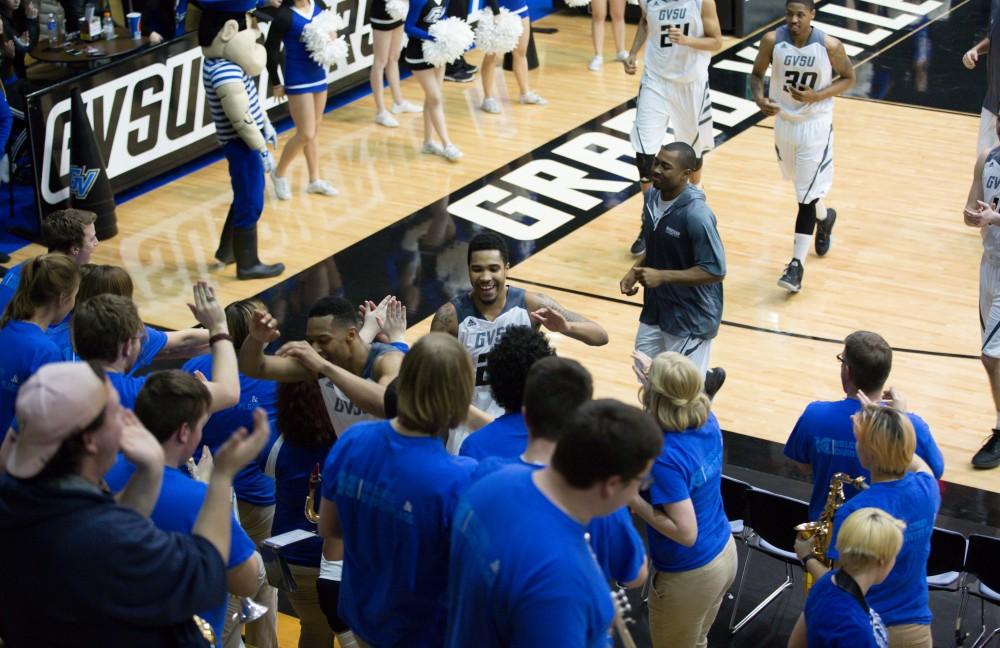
[318,342,397,435]
[769,26,834,122]
[639,0,709,83]
[982,149,1000,256]
[452,287,532,417]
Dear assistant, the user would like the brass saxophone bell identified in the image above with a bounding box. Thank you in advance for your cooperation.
[304,463,322,524]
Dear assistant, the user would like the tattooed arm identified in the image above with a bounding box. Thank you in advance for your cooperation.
[430,301,459,336]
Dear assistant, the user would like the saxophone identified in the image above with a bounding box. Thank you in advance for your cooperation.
[304,463,322,524]
[794,472,867,593]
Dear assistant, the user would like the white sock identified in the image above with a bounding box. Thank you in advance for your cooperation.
[337,630,360,648]
[793,234,811,263]
[815,199,828,221]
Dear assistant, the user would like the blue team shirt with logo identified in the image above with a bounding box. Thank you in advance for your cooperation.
[0,320,62,439]
[805,571,888,648]
[321,419,476,647]
[0,262,22,317]
[784,398,945,521]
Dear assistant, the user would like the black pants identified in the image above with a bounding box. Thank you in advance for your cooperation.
[315,578,350,634]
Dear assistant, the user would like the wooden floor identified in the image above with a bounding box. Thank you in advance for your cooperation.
[8,10,995,501]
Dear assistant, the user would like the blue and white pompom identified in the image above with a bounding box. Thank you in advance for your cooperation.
[302,10,350,68]
[422,17,475,67]
[563,0,591,7]
[473,8,523,55]
[386,0,408,21]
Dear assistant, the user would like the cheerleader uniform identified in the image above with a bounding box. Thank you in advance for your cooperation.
[370,0,403,31]
[264,0,329,95]
[403,0,448,70]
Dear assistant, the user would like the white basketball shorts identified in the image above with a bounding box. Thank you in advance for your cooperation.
[630,73,715,158]
[980,255,1000,358]
[634,322,712,376]
[979,108,999,156]
[774,115,834,204]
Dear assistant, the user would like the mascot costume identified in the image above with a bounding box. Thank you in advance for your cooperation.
[198,1,285,280]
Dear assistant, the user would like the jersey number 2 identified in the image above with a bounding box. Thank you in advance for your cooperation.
[660,23,690,47]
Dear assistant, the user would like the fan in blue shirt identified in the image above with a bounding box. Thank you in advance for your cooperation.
[107,369,262,642]
[318,333,478,647]
[459,326,554,461]
[0,254,79,439]
[789,507,905,648]
[797,401,941,640]
[446,398,663,648]
[784,332,945,521]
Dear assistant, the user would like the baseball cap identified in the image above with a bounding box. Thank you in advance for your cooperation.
[6,362,109,479]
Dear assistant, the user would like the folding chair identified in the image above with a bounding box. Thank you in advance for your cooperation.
[729,488,809,634]
[927,527,966,592]
[721,474,753,540]
[959,534,1000,648]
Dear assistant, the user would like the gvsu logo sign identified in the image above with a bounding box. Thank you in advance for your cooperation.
[69,165,100,200]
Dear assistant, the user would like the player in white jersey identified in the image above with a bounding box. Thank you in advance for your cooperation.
[238,296,404,434]
[751,0,855,293]
[431,232,609,423]
[623,0,721,257]
[963,111,1000,469]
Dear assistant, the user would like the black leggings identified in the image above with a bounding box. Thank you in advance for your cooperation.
[315,578,350,634]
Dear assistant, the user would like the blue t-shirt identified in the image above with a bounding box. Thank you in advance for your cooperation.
[827,472,940,626]
[0,262,22,316]
[459,412,528,461]
[473,457,645,584]
[805,571,888,648]
[258,433,329,566]
[143,466,257,641]
[321,420,476,647]
[446,466,615,648]
[183,353,278,505]
[108,371,148,410]
[131,325,169,375]
[647,413,730,572]
[44,312,77,362]
[0,320,62,439]
[784,398,945,521]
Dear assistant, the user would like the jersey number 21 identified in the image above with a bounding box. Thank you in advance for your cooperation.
[660,23,690,47]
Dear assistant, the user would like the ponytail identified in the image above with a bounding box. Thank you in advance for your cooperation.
[0,254,79,328]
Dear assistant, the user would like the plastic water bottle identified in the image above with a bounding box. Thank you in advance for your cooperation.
[46,12,56,44]
[102,11,114,39]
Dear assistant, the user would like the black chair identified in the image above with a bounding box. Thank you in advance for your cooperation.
[721,475,752,540]
[959,534,1000,648]
[729,488,809,634]
[927,527,966,592]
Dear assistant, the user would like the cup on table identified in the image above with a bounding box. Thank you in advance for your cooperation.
[126,12,141,39]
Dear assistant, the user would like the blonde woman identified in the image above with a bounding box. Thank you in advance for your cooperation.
[629,351,737,648]
[789,507,904,648]
[796,400,940,648]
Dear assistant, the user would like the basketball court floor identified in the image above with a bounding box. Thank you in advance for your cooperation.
[8,0,1000,609]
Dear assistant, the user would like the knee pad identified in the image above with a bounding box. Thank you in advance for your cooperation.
[795,202,817,235]
[635,153,655,183]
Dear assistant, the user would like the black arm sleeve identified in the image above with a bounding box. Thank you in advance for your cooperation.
[264,7,290,87]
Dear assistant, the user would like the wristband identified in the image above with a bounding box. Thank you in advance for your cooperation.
[801,553,820,568]
[319,557,343,581]
[209,333,233,346]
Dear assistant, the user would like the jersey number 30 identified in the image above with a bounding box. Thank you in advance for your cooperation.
[783,69,818,92]
[660,23,690,47]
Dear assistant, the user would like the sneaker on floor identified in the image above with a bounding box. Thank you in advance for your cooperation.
[481,97,501,114]
[306,179,338,196]
[629,234,645,257]
[421,141,445,156]
[442,144,463,162]
[375,111,400,128]
[0,251,8,264]
[814,208,837,257]
[973,429,1000,469]
[391,100,422,114]
[271,173,292,201]
[588,55,603,71]
[616,50,629,61]
[460,59,478,73]
[519,91,547,105]
[444,69,475,83]
[704,367,726,399]
[777,258,804,293]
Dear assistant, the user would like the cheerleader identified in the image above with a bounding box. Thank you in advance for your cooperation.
[479,0,545,114]
[264,0,339,200]
[403,0,462,161]
[589,0,627,70]
[370,0,422,127]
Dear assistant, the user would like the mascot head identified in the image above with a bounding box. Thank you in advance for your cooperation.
[198,0,267,75]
